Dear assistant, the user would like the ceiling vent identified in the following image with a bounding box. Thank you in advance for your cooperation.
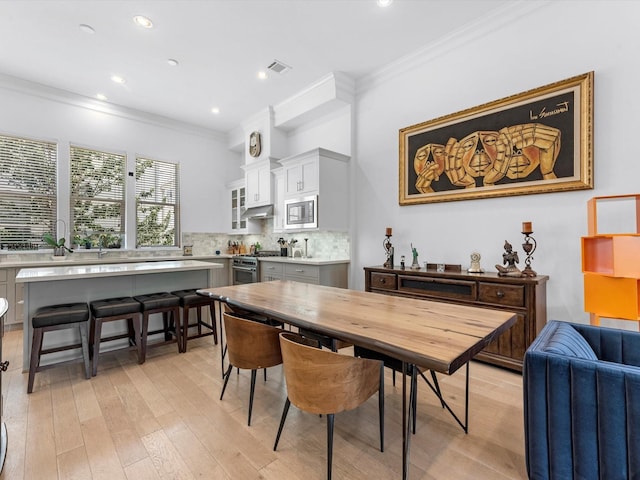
[267,59,292,75]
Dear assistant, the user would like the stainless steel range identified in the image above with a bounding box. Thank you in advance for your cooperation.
[232,250,281,285]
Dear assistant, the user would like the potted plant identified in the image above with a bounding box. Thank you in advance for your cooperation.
[72,234,83,250]
[43,233,73,256]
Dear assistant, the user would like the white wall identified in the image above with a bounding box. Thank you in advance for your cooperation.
[352,0,640,326]
[0,79,241,238]
[285,105,352,158]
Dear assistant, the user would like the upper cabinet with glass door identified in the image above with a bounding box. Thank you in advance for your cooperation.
[226,179,260,234]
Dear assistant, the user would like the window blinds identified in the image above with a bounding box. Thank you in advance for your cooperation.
[135,157,179,247]
[70,145,125,245]
[0,133,57,248]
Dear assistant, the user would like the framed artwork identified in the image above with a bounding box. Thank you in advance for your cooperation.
[399,72,594,205]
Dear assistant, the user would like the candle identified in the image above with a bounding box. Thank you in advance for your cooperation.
[386,227,392,236]
[522,222,533,234]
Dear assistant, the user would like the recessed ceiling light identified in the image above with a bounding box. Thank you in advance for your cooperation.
[211,107,220,114]
[79,24,95,34]
[133,15,153,28]
[377,0,393,6]
[111,75,126,84]
[96,93,108,101]
[167,58,179,67]
[257,71,268,80]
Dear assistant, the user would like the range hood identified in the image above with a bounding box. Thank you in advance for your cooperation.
[241,205,274,220]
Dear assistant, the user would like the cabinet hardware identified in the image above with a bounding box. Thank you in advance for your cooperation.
[496,291,505,298]
[295,269,304,272]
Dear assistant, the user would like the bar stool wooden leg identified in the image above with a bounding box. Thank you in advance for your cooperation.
[27,328,44,394]
[79,322,91,379]
[132,313,143,364]
[91,317,104,376]
[140,313,149,364]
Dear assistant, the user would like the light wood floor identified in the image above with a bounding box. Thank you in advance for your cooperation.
[0,326,527,479]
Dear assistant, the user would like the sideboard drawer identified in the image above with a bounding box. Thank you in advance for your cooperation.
[370,272,397,290]
[478,282,524,307]
[399,275,476,301]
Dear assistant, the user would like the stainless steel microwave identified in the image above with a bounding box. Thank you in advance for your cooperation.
[284,195,317,230]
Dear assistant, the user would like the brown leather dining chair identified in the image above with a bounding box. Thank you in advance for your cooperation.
[274,332,385,480]
[219,311,283,426]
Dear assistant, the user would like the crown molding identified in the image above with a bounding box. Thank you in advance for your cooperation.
[273,72,355,130]
[0,73,227,142]
[357,0,549,94]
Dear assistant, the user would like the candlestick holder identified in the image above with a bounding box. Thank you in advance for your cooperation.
[521,229,537,277]
[383,234,394,268]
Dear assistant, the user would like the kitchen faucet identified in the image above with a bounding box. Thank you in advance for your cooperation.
[98,240,108,258]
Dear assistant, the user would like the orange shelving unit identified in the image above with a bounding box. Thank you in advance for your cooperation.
[582,194,640,326]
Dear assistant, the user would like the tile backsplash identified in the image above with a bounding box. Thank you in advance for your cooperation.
[183,227,350,259]
[1,225,350,262]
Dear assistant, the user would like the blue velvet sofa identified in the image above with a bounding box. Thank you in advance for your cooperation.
[523,320,640,480]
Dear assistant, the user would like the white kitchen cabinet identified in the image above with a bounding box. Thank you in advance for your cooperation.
[242,159,275,208]
[278,148,350,231]
[284,156,318,196]
[226,179,259,234]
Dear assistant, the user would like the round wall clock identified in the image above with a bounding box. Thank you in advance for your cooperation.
[249,131,261,157]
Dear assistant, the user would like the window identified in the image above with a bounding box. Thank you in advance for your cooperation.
[70,145,125,248]
[136,157,179,247]
[0,133,57,249]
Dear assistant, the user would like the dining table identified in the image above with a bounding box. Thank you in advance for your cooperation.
[198,280,517,479]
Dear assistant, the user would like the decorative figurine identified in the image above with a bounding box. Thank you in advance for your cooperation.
[495,240,525,277]
[410,243,420,270]
[400,255,405,270]
[467,251,484,273]
[383,227,394,268]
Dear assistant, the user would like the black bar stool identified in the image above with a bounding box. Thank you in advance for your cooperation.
[28,302,91,393]
[89,297,143,376]
[170,289,218,352]
[133,292,181,362]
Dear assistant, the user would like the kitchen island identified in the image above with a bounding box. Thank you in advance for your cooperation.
[16,260,223,370]
[0,254,232,326]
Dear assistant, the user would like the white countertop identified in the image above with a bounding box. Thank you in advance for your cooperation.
[258,257,350,266]
[0,254,232,269]
[15,260,223,283]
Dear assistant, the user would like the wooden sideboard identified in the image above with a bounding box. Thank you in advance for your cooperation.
[364,266,548,372]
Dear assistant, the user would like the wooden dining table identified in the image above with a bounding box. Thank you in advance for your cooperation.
[197,280,517,479]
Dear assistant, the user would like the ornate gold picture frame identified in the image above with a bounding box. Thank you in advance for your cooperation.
[399,72,594,205]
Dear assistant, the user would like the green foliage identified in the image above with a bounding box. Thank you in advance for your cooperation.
[43,233,73,253]
[71,148,125,245]
[136,204,174,246]
[135,158,176,247]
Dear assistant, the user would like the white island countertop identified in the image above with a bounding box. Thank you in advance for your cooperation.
[15,259,222,283]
